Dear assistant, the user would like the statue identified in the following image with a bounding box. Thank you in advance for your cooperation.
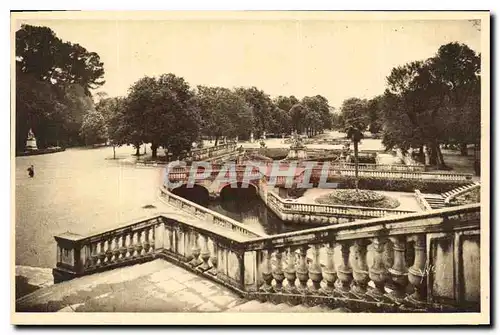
[26,128,38,151]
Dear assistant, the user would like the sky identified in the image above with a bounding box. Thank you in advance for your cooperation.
[14,17,481,108]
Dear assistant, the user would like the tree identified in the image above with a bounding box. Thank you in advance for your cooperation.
[124,74,201,159]
[274,95,299,114]
[15,24,106,152]
[302,95,332,133]
[383,43,480,168]
[16,24,105,95]
[96,96,126,159]
[80,109,107,145]
[197,86,253,145]
[366,95,384,134]
[345,124,365,191]
[289,103,309,133]
[339,98,369,132]
[235,87,274,138]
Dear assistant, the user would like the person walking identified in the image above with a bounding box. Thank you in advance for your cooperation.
[27,165,34,178]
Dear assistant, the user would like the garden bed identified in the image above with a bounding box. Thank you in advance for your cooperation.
[315,189,400,208]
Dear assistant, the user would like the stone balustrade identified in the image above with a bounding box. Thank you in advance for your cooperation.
[53,203,481,312]
[414,189,433,211]
[266,191,415,225]
[241,203,480,312]
[185,142,238,161]
[167,162,473,184]
[159,186,265,239]
[444,183,481,206]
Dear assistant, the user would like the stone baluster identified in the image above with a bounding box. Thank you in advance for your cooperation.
[89,242,98,267]
[126,232,134,258]
[142,227,150,254]
[309,244,323,294]
[272,248,285,292]
[260,250,274,292]
[112,236,120,262]
[119,234,127,260]
[388,236,409,302]
[407,235,427,304]
[296,246,309,294]
[208,242,218,276]
[336,242,353,293]
[199,235,211,271]
[284,247,297,293]
[189,231,202,267]
[367,236,388,301]
[136,230,144,256]
[351,240,370,297]
[321,241,337,295]
[102,239,109,263]
[98,240,106,265]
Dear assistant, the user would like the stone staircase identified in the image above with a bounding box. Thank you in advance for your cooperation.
[423,182,480,209]
[225,299,350,313]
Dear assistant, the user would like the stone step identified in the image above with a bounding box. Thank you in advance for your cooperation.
[225,300,350,313]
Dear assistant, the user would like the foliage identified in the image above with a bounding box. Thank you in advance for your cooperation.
[382,43,480,166]
[80,109,107,145]
[197,86,253,144]
[235,87,274,138]
[123,74,202,158]
[315,189,400,209]
[15,24,105,152]
[16,24,105,95]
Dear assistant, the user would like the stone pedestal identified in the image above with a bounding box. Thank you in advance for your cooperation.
[26,128,38,151]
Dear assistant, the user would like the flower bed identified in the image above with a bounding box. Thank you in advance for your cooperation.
[315,189,400,209]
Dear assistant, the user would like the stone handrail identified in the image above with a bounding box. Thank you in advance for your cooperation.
[159,186,266,239]
[167,162,473,183]
[266,191,414,225]
[414,189,433,211]
[236,203,480,312]
[186,142,238,161]
[444,183,481,206]
[53,203,481,312]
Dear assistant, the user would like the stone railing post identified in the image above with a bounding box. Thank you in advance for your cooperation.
[388,236,409,302]
[351,239,370,298]
[321,241,337,295]
[296,246,309,294]
[309,244,323,294]
[407,234,427,304]
[53,232,85,283]
[367,236,389,300]
[336,241,353,294]
[260,249,274,292]
[284,247,297,293]
[272,248,285,292]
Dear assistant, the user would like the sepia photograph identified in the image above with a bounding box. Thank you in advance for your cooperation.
[10,10,490,325]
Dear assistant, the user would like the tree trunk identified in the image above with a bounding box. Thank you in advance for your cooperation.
[151,143,158,159]
[429,144,438,166]
[143,144,147,155]
[112,145,116,160]
[135,145,140,156]
[460,143,468,156]
[214,135,219,147]
[418,145,425,164]
[354,140,359,191]
[436,145,447,169]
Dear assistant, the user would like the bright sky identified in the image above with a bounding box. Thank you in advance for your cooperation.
[15,17,480,108]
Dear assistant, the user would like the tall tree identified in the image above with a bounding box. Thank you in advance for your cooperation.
[197,86,253,145]
[383,42,480,168]
[235,87,274,138]
[124,74,201,159]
